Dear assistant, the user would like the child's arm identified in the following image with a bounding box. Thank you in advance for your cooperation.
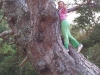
[63,4,67,10]
[61,5,67,14]
[67,5,81,13]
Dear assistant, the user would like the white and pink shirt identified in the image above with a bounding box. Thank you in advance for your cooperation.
[59,8,68,20]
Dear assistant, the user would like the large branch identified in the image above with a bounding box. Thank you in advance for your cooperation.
[0,30,14,38]
[68,3,97,13]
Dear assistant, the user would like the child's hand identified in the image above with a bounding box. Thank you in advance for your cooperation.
[63,4,67,10]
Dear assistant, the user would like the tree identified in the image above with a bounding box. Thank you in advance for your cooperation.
[81,25,100,68]
[1,0,100,75]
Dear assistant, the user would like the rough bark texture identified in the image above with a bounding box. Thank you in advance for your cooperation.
[2,0,100,75]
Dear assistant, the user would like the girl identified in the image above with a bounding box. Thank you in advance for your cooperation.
[58,1,83,52]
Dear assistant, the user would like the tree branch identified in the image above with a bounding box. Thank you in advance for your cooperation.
[19,56,28,67]
[0,30,14,38]
[67,3,96,13]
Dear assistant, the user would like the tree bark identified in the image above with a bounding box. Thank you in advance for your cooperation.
[2,0,100,75]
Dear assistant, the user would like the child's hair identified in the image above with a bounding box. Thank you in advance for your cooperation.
[58,1,65,5]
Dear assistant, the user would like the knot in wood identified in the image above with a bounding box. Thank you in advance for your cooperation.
[35,31,44,42]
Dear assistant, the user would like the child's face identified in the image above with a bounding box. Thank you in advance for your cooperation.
[58,2,64,9]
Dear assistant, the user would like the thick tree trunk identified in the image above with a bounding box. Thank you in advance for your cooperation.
[25,0,100,75]
[2,0,100,75]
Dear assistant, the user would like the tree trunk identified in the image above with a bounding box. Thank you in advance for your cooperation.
[2,0,100,75]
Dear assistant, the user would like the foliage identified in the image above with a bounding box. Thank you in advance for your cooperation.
[81,25,100,48]
[0,8,39,75]
[88,44,100,68]
[73,0,100,32]
[80,25,100,67]
[0,10,7,33]
[89,25,100,44]
[71,11,100,67]
[74,6,95,30]
[0,43,39,75]
[70,1,100,68]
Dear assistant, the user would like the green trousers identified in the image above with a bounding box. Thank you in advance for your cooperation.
[61,20,79,49]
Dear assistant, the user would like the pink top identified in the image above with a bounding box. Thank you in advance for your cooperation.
[59,8,68,20]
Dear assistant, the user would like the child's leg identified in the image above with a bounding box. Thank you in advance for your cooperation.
[61,20,69,49]
[69,33,83,52]
[68,30,80,48]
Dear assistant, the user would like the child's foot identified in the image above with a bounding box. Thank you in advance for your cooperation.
[66,49,69,52]
[77,44,83,53]
[63,49,69,54]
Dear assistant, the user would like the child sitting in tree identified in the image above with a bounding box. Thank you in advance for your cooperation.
[58,1,83,52]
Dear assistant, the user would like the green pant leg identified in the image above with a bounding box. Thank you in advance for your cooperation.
[68,28,80,48]
[61,20,69,49]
